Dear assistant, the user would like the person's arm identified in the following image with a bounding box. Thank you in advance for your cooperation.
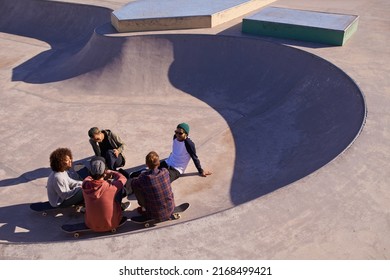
[89,139,101,156]
[56,173,81,200]
[184,139,212,177]
[184,138,203,174]
[110,130,126,155]
[108,170,127,187]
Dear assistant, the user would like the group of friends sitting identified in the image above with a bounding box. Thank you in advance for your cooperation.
[46,123,212,232]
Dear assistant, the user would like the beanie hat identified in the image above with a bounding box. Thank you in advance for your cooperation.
[89,156,106,176]
[177,123,190,135]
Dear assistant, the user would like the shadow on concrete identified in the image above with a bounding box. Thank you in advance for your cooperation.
[0,202,144,243]
[0,167,51,188]
[0,157,91,188]
[164,34,366,204]
[0,0,121,83]
[0,0,366,243]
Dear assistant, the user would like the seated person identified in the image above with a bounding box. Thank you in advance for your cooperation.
[47,148,84,208]
[160,123,212,182]
[82,156,129,232]
[129,151,175,221]
[88,127,126,170]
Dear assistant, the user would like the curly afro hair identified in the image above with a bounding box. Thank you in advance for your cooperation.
[50,148,73,172]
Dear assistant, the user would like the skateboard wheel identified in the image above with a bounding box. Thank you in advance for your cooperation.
[173,213,181,219]
[42,212,47,216]
[144,223,150,228]
[111,228,117,233]
[73,233,80,238]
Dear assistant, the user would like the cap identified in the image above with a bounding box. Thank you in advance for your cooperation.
[89,156,106,176]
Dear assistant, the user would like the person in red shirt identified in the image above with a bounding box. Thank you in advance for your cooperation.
[82,156,129,232]
[130,151,175,221]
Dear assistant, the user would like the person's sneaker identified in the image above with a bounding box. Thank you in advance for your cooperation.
[121,201,131,211]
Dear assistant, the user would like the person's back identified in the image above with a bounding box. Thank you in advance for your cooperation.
[82,157,126,232]
[135,168,174,221]
[131,151,175,221]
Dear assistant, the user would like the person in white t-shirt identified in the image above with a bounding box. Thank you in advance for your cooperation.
[160,123,212,182]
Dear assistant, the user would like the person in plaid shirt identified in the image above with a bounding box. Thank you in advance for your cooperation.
[130,151,175,221]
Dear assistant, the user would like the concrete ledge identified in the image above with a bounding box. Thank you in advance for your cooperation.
[111,0,275,32]
[242,7,359,45]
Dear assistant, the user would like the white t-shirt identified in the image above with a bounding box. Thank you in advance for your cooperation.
[166,138,191,174]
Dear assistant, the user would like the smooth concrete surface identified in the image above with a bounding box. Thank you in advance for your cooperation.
[111,0,275,32]
[0,0,389,259]
[242,7,359,45]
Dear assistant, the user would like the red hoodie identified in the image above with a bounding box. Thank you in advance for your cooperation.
[82,171,126,232]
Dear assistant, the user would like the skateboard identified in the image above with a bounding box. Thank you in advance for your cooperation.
[61,216,127,238]
[131,202,190,228]
[29,201,84,216]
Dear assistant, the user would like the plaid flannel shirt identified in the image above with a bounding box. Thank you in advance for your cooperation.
[131,168,175,221]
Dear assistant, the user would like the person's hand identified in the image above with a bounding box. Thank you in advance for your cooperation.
[113,149,120,157]
[104,170,113,180]
[200,170,212,177]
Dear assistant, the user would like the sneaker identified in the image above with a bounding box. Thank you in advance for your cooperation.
[121,201,131,211]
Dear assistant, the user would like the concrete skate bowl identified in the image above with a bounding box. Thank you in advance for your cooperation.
[0,0,366,242]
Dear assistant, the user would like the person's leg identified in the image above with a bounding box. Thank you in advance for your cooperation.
[160,161,180,182]
[113,153,124,169]
[105,150,124,170]
[59,188,84,208]
[133,187,146,209]
[115,189,130,210]
[159,160,168,169]
[168,167,180,183]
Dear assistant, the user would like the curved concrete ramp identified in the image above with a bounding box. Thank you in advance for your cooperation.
[56,33,366,205]
[0,0,366,243]
[0,0,113,83]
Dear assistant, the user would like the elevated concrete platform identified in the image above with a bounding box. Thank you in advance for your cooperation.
[242,7,359,45]
[111,0,275,32]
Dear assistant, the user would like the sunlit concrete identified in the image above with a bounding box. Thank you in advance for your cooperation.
[0,0,389,260]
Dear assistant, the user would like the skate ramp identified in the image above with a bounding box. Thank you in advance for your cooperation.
[0,0,366,243]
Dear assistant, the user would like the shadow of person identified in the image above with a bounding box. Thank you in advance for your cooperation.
[0,167,51,188]
[0,202,82,243]
[0,203,143,243]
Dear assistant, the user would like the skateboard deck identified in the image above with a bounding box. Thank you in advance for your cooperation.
[131,202,190,228]
[30,201,84,216]
[61,216,127,238]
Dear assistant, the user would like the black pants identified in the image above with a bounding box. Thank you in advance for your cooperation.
[59,188,84,207]
[159,161,180,183]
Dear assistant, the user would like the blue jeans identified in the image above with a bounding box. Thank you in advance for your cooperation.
[105,150,124,170]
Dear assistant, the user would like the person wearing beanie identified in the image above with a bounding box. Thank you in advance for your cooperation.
[160,123,212,182]
[81,156,130,232]
[88,127,126,171]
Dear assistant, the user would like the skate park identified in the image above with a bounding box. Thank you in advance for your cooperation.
[0,0,389,259]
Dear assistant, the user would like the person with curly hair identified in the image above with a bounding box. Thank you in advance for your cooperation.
[47,148,84,208]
